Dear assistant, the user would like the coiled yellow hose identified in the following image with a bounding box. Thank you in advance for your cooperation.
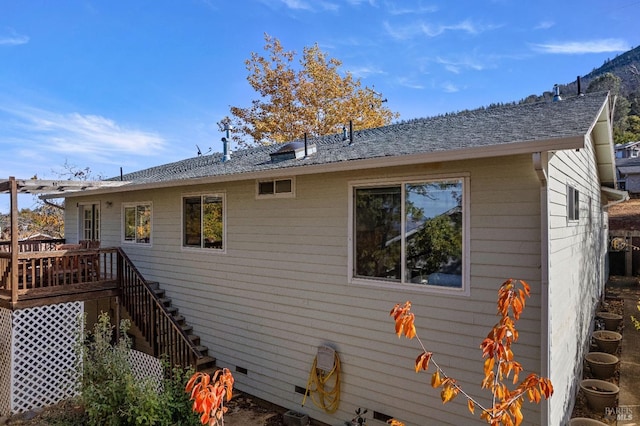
[302,351,341,413]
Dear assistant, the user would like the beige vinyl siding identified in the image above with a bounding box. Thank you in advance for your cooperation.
[546,134,606,425]
[67,155,543,425]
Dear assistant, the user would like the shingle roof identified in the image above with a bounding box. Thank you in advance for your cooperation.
[114,92,608,185]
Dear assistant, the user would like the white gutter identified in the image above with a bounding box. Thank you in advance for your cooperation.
[601,186,629,208]
[533,152,551,426]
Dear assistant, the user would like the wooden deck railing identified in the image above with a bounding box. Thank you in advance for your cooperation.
[118,248,201,370]
[0,241,201,370]
[0,239,66,253]
[0,248,119,301]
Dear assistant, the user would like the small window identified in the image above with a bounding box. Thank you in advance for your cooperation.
[183,194,224,250]
[257,178,294,198]
[567,185,579,221]
[123,203,152,244]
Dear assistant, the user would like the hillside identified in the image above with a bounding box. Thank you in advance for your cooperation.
[519,45,640,143]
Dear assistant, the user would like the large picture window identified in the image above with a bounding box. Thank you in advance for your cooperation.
[123,203,151,244]
[183,194,224,250]
[353,178,465,290]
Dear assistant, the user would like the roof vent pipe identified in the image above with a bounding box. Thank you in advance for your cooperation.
[349,120,353,144]
[222,123,232,162]
[342,126,347,141]
[577,76,584,96]
[552,84,562,102]
[304,133,308,158]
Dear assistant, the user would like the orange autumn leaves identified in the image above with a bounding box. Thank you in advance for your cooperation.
[186,368,235,426]
[389,279,553,426]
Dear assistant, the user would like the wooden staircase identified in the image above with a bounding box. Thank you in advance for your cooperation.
[145,280,216,373]
[117,248,216,373]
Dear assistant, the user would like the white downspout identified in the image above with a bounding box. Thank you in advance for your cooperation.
[533,152,551,426]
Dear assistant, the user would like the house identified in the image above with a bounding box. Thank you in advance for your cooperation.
[616,155,640,193]
[2,91,624,424]
[615,140,640,159]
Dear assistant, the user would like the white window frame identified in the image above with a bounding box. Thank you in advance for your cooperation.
[181,192,226,252]
[348,174,470,295]
[256,177,295,199]
[122,202,152,246]
[78,202,101,242]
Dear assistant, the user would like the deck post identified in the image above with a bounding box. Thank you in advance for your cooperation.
[10,176,18,306]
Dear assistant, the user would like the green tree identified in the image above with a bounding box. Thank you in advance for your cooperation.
[586,73,632,142]
[228,34,398,146]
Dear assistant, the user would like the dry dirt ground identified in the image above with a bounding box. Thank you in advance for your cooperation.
[0,391,289,426]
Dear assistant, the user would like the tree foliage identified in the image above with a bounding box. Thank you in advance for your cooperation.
[390,279,553,426]
[228,34,398,146]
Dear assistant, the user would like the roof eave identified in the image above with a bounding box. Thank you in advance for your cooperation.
[54,135,586,199]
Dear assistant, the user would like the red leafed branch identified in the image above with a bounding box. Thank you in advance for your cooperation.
[388,279,553,426]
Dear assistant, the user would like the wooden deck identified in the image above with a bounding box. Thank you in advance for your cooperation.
[0,244,119,309]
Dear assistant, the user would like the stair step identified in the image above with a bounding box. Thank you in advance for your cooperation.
[173,314,185,324]
[159,297,172,306]
[196,355,217,372]
[188,335,201,345]
[146,281,160,290]
[153,288,165,298]
[194,345,208,354]
[181,324,193,333]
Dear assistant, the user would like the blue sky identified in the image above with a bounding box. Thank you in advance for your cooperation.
[0,0,638,202]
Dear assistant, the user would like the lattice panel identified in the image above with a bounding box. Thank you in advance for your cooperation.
[0,308,12,417]
[11,302,83,413]
[128,349,163,392]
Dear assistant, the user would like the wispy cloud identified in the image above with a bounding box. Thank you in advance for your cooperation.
[276,0,339,11]
[0,104,166,163]
[534,20,554,30]
[0,28,29,46]
[396,77,425,90]
[387,3,438,15]
[531,38,630,54]
[436,56,488,74]
[384,19,498,40]
[347,65,386,78]
[441,82,460,93]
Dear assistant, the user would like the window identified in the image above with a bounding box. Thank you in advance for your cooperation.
[352,178,466,290]
[80,203,100,241]
[123,203,152,244]
[567,185,579,221]
[183,194,224,249]
[257,178,294,198]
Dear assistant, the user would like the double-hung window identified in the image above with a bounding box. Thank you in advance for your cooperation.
[183,194,225,250]
[123,203,152,244]
[352,177,467,291]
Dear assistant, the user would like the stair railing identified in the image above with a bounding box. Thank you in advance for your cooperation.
[117,248,202,370]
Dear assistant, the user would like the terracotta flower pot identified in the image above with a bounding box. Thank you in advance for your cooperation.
[569,418,608,425]
[580,379,619,413]
[584,352,619,379]
[592,330,622,354]
[596,311,623,331]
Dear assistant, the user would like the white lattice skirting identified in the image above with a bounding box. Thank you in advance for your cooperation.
[9,302,83,414]
[0,308,12,417]
[1,303,166,417]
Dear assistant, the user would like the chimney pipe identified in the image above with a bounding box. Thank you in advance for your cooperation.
[342,126,347,141]
[222,123,232,162]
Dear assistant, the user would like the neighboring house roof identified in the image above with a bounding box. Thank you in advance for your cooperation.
[616,156,640,175]
[50,91,615,197]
